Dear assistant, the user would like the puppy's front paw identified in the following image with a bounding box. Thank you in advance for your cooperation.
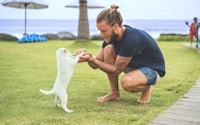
[76,52,84,58]
[79,52,84,56]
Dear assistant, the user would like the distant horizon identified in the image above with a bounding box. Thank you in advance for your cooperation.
[0,18,195,21]
[0,19,191,39]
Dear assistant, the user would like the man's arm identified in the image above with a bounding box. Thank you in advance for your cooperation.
[88,55,132,76]
[87,48,104,69]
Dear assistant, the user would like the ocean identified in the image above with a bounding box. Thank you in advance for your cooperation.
[0,19,190,39]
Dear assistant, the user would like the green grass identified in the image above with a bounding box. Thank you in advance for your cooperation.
[0,40,200,125]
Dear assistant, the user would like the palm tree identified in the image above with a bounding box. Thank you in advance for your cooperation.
[65,0,104,41]
[77,0,90,41]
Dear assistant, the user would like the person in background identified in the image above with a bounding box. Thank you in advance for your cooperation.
[186,17,199,45]
[74,5,166,104]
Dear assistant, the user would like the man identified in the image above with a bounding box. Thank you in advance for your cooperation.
[74,5,166,104]
[186,17,199,45]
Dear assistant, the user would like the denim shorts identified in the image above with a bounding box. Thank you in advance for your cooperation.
[138,67,160,85]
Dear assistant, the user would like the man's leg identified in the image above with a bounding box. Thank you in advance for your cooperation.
[190,32,193,46]
[97,45,120,102]
[121,68,158,103]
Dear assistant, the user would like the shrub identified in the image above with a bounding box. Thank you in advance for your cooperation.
[157,33,190,41]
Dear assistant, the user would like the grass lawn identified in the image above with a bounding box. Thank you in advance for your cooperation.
[0,40,199,125]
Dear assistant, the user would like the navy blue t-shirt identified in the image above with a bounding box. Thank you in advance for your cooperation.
[102,25,166,77]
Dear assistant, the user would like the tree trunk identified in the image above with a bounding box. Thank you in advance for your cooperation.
[77,0,90,41]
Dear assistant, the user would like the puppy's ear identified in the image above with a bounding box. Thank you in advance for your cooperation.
[64,49,67,53]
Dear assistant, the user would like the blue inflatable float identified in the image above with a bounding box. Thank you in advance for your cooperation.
[18,34,48,43]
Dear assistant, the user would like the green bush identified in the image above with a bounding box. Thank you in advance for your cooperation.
[157,34,190,41]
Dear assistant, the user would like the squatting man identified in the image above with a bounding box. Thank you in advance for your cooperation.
[74,5,166,104]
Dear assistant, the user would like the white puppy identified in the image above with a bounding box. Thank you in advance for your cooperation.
[40,48,83,113]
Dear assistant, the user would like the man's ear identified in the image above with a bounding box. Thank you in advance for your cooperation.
[113,23,119,33]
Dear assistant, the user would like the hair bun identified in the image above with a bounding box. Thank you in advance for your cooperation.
[111,4,119,10]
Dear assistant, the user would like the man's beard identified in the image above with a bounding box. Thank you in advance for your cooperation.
[107,30,118,44]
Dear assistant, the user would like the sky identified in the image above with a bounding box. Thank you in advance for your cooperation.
[0,0,199,20]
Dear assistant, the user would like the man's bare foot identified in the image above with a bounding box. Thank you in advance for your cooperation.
[97,91,121,102]
[137,86,152,104]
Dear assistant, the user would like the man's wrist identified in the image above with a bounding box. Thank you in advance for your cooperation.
[88,53,92,57]
[90,57,95,63]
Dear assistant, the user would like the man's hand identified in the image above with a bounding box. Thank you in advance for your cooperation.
[74,48,91,56]
[79,54,93,62]
[74,48,92,63]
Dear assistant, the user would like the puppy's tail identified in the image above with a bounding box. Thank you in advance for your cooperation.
[40,89,54,95]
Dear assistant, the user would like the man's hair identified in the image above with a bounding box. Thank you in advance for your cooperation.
[96,5,123,27]
[194,17,198,21]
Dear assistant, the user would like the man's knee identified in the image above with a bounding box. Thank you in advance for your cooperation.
[104,44,115,56]
[103,44,116,63]
[121,71,148,92]
[121,75,135,92]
